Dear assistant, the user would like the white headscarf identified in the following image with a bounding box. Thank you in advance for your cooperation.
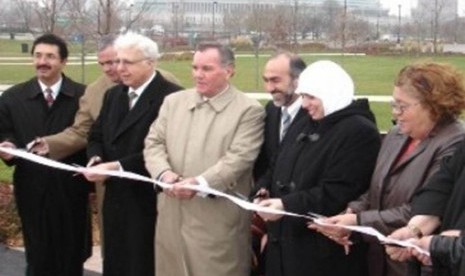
[296,60,354,117]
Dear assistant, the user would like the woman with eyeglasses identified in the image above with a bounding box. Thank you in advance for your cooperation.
[311,62,465,276]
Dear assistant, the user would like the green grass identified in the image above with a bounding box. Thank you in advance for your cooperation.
[0,161,13,183]
[2,41,465,183]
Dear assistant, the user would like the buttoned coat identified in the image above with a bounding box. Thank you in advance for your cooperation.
[348,121,465,276]
[256,101,381,276]
[0,76,90,276]
[144,85,265,276]
[253,101,307,180]
[87,72,182,276]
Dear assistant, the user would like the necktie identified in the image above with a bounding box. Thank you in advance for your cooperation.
[44,88,54,107]
[281,108,291,141]
[128,91,137,109]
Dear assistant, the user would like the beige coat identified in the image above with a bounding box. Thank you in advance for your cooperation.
[144,85,265,276]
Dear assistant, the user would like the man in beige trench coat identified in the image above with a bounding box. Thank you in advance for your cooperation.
[144,42,265,276]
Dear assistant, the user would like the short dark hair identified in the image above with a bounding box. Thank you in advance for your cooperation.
[269,51,306,80]
[196,41,235,68]
[31,33,69,60]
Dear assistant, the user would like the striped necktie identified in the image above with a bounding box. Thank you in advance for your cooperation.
[280,108,291,141]
[128,91,137,109]
[44,87,54,108]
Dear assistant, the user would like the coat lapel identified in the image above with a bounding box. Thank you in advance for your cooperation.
[113,74,164,140]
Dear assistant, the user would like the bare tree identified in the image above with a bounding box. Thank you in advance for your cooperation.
[223,7,244,36]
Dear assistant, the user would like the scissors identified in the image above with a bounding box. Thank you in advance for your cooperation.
[307,211,327,221]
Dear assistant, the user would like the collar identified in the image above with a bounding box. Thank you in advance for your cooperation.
[188,84,235,112]
[38,77,63,98]
[128,71,157,97]
[282,96,302,121]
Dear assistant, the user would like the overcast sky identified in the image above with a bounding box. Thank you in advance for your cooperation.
[381,0,465,16]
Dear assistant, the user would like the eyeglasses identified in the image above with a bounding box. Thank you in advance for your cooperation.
[114,58,150,67]
[390,100,420,114]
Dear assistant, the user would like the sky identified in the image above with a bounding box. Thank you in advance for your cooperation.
[381,0,465,16]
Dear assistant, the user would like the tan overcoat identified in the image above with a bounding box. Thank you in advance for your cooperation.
[144,85,265,276]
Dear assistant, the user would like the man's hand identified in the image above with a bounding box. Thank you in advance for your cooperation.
[172,177,198,200]
[385,226,418,262]
[309,214,355,248]
[252,188,270,204]
[411,235,433,266]
[83,161,120,182]
[0,141,16,161]
[257,198,284,221]
[87,155,102,167]
[26,137,49,156]
[160,170,182,197]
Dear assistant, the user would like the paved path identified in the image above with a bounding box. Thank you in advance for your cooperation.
[0,244,102,275]
[0,84,391,103]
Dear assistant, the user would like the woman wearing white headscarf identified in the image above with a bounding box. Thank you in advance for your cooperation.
[255,60,381,276]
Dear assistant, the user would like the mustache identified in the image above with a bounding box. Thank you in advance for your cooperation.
[36,65,51,70]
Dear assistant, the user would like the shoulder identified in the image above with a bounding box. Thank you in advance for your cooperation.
[1,79,35,99]
[156,71,184,92]
[230,86,263,108]
[63,75,85,90]
[434,121,465,140]
[339,113,379,135]
[86,75,116,92]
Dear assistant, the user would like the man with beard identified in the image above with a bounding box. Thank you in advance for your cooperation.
[250,51,306,276]
[0,33,90,275]
[253,51,307,179]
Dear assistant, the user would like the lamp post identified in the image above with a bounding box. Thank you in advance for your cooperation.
[397,4,402,44]
[173,3,179,39]
[293,0,298,47]
[212,1,217,39]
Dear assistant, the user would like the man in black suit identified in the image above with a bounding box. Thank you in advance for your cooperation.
[0,34,90,276]
[254,51,307,181]
[251,51,306,276]
[83,32,182,276]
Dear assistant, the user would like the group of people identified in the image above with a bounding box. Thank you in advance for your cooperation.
[1,31,465,276]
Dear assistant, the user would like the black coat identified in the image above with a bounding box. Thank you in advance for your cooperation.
[256,100,381,276]
[87,72,182,276]
[412,139,465,276]
[253,101,307,181]
[0,76,90,276]
[429,235,465,276]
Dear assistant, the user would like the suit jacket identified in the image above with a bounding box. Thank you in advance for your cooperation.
[87,72,182,276]
[253,100,307,180]
[0,75,91,275]
[44,68,180,160]
[348,121,465,276]
[144,85,265,276]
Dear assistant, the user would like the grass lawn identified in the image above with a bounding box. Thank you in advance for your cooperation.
[2,40,465,182]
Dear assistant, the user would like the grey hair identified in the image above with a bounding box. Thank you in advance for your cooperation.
[196,41,235,68]
[114,32,160,60]
[97,34,116,52]
[269,51,306,80]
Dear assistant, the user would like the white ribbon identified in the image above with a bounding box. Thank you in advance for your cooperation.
[0,146,429,255]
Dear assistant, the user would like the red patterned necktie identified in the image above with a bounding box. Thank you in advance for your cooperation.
[44,88,54,107]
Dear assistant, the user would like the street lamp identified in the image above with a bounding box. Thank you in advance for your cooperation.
[397,4,402,44]
[173,3,179,39]
[212,1,217,39]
